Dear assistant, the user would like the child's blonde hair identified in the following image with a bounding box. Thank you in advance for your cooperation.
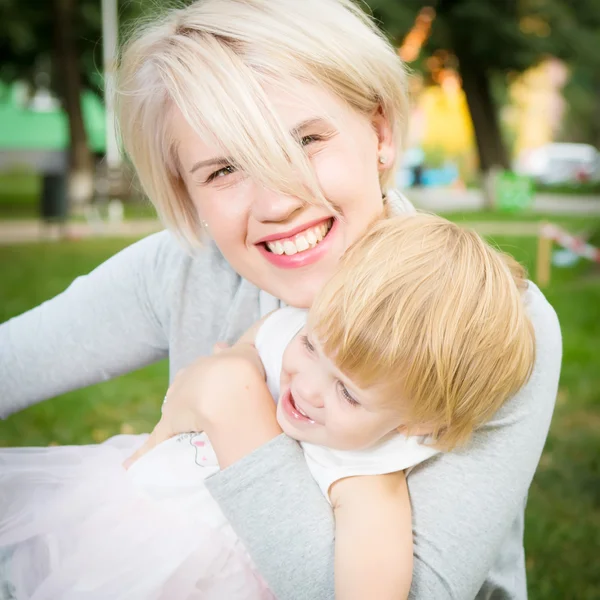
[310,214,535,451]
[116,0,409,246]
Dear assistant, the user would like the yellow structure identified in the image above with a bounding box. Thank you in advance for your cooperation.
[416,71,475,158]
[506,58,568,155]
[409,58,568,174]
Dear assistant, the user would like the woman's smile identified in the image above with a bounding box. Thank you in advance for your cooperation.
[256,217,336,269]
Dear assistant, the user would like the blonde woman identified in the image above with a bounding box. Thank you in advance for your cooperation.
[0,1,561,598]
[1,215,536,599]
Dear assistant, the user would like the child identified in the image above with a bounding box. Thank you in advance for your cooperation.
[0,214,535,600]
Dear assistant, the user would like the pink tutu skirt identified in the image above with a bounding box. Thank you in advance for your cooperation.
[0,433,274,600]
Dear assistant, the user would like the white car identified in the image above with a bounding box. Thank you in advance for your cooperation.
[514,143,600,185]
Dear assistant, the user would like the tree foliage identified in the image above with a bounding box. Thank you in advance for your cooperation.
[367,0,600,191]
[0,0,149,96]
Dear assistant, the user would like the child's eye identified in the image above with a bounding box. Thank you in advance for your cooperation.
[205,164,236,183]
[301,335,315,353]
[338,381,360,407]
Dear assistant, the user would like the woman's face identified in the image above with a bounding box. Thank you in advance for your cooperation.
[173,82,395,307]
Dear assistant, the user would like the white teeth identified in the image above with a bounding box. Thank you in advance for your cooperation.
[283,241,297,255]
[265,219,332,255]
[266,241,285,254]
[295,236,309,252]
[306,230,317,247]
[293,400,309,418]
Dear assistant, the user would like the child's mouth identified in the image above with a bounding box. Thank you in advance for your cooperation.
[282,389,316,424]
[290,395,312,420]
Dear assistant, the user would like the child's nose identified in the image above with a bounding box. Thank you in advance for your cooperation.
[294,376,325,409]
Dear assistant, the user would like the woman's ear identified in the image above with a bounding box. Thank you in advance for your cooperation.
[372,106,396,171]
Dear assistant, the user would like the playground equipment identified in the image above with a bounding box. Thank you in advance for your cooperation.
[462,220,598,288]
[536,223,600,287]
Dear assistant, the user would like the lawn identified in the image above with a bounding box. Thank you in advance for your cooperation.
[0,171,158,220]
[0,219,599,599]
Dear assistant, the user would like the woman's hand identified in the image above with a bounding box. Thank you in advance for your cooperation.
[124,341,282,469]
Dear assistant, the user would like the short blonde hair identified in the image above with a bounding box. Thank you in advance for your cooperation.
[310,214,535,451]
[116,0,409,246]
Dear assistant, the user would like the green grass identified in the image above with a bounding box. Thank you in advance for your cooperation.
[0,171,158,220]
[0,171,40,218]
[444,211,597,230]
[0,225,599,599]
[0,238,168,446]
[536,181,600,196]
[0,192,158,221]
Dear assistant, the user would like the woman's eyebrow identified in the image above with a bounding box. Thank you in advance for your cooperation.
[290,117,332,138]
[189,156,232,175]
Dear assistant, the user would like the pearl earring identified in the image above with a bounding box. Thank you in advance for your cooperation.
[378,155,387,165]
[201,220,208,228]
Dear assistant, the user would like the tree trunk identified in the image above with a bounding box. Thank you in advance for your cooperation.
[594,76,600,151]
[453,44,509,209]
[53,0,94,213]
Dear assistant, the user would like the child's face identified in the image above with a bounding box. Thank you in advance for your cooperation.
[277,327,406,450]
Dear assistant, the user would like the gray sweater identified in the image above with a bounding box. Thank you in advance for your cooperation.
[0,221,561,599]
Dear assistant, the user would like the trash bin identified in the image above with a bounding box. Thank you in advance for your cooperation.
[40,173,68,221]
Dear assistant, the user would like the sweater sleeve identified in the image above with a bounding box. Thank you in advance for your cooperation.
[205,435,336,600]
[0,231,178,418]
[206,282,561,600]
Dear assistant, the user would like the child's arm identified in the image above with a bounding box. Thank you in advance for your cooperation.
[124,313,280,469]
[330,471,413,600]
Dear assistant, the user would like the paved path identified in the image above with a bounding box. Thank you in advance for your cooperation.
[407,188,600,215]
[0,219,163,246]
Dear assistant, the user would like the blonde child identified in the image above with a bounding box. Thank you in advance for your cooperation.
[0,214,535,600]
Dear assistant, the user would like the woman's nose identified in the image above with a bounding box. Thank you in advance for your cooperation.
[251,185,304,223]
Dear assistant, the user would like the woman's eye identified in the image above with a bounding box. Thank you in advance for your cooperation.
[300,134,321,147]
[206,165,236,183]
[338,381,360,407]
[301,335,315,354]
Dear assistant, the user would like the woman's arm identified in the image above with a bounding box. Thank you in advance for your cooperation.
[0,232,178,417]
[331,472,412,600]
[206,435,336,600]
[206,282,561,600]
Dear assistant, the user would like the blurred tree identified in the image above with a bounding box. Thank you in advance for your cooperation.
[369,0,600,205]
[54,0,94,208]
[561,68,600,148]
[549,0,600,147]
[0,0,145,210]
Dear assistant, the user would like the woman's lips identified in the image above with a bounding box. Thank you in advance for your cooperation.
[257,218,337,269]
[280,388,315,425]
[257,217,332,244]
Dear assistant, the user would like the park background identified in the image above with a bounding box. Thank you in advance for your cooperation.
[0,1,599,598]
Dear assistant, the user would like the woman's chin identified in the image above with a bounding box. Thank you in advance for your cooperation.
[269,274,334,309]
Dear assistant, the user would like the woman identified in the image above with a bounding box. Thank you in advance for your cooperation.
[0,0,561,598]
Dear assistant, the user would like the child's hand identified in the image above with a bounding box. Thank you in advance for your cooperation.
[212,340,266,380]
[124,341,280,469]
